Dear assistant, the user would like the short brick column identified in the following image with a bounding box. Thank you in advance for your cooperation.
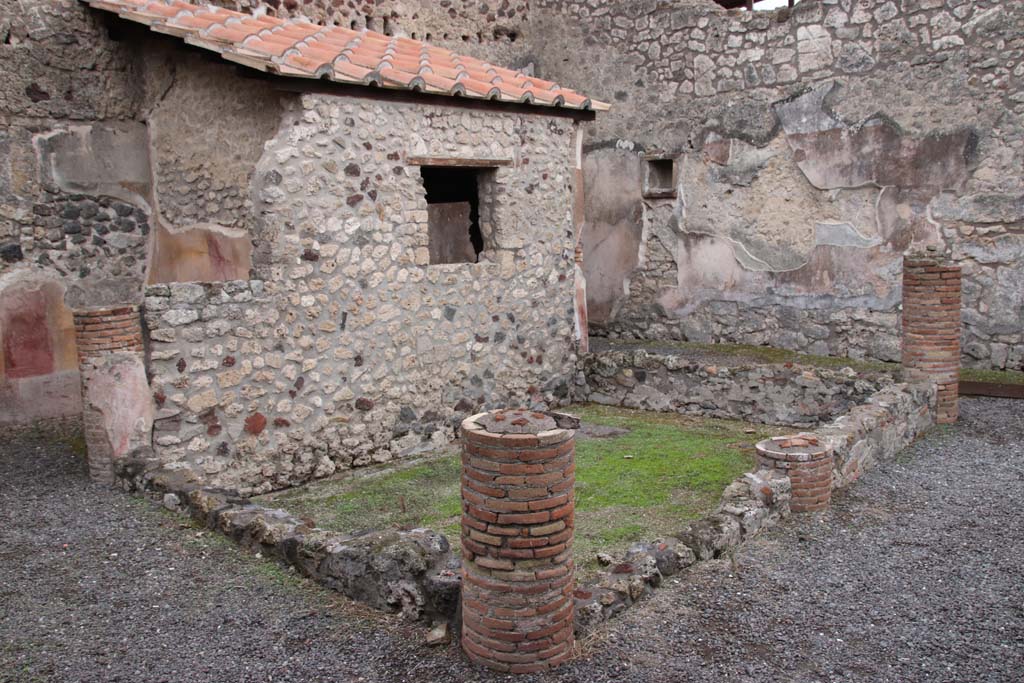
[755,434,833,513]
[460,409,576,673]
[902,250,962,424]
[73,305,146,483]
[73,305,145,362]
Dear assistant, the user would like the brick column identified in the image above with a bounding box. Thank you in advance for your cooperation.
[902,250,962,424]
[460,409,575,674]
[756,434,833,513]
[73,305,145,483]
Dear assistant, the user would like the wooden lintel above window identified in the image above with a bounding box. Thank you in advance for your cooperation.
[406,156,514,168]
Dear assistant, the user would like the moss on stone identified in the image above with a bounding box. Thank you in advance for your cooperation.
[600,339,897,374]
[961,367,1024,386]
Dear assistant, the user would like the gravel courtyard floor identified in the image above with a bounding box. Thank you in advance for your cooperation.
[2,397,1022,683]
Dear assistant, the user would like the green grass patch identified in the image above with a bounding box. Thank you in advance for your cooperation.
[257,405,784,580]
[66,433,88,458]
[961,367,1024,386]
[261,450,465,541]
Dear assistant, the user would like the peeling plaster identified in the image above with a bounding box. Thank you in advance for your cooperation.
[815,223,882,249]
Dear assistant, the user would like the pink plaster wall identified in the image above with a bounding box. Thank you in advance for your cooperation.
[0,278,82,425]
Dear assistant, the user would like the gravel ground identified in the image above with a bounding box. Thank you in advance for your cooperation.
[2,397,1022,683]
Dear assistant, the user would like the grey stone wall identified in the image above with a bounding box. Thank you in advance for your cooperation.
[208,0,533,68]
[143,50,286,237]
[819,379,935,489]
[528,0,1024,371]
[578,346,894,428]
[144,94,582,494]
[0,0,147,301]
[1,12,277,306]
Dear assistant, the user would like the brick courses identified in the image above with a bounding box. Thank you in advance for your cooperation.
[902,252,962,424]
[460,411,575,673]
[73,305,146,483]
[73,306,144,361]
[756,434,833,514]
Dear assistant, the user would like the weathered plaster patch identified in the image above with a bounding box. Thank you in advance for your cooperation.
[143,94,580,494]
[815,222,882,249]
[0,268,81,424]
[681,135,882,272]
[582,149,644,322]
[147,223,253,284]
[34,123,153,206]
[83,353,154,461]
[775,82,977,192]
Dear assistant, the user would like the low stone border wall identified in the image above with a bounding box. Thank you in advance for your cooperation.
[112,375,936,639]
[819,381,936,489]
[569,378,936,636]
[115,456,460,623]
[573,468,790,634]
[579,348,892,427]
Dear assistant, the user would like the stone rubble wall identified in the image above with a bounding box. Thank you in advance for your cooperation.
[208,0,532,67]
[2,18,278,310]
[574,467,790,635]
[529,0,1024,371]
[819,380,936,489]
[143,93,581,494]
[116,454,460,622]
[1,1,148,303]
[1,7,275,422]
[578,347,893,427]
[143,52,285,239]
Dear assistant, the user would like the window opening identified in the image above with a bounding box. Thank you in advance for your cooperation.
[643,156,678,199]
[420,166,486,264]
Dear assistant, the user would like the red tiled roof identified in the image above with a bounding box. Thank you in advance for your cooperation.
[80,0,609,112]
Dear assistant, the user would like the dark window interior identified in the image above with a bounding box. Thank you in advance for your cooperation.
[421,166,484,263]
[647,158,675,191]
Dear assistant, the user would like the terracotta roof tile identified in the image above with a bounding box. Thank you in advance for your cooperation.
[78,0,608,112]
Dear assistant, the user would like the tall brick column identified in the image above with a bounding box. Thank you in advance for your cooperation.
[902,249,962,424]
[460,409,576,673]
[73,305,146,483]
[756,434,833,513]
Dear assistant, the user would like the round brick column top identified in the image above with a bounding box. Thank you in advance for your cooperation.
[476,408,557,434]
[755,433,831,462]
[462,410,576,447]
[756,433,834,514]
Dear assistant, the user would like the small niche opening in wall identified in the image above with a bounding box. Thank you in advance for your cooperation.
[421,166,487,264]
[643,156,678,199]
